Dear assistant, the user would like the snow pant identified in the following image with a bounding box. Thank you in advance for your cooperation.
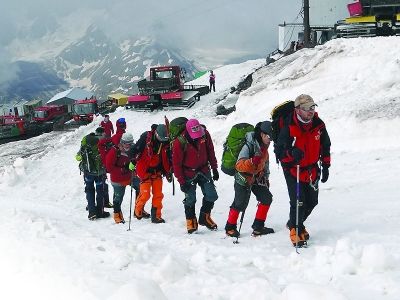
[111,183,127,213]
[135,174,164,218]
[209,82,215,92]
[284,170,318,231]
[227,182,273,229]
[84,173,106,215]
[183,171,218,209]
[103,175,110,203]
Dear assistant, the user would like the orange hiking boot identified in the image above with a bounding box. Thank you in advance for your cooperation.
[290,228,306,247]
[186,218,198,234]
[113,212,125,224]
[199,212,217,230]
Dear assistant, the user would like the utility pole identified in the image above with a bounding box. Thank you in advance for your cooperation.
[303,0,311,46]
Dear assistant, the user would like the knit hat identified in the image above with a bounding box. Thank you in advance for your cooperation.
[259,121,272,136]
[120,132,134,144]
[116,117,126,129]
[186,119,204,139]
[155,124,169,142]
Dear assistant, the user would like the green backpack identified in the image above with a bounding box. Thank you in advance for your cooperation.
[221,123,255,176]
[79,133,105,175]
[168,117,188,141]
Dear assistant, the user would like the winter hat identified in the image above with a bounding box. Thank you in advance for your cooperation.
[116,117,126,129]
[186,119,204,140]
[155,124,169,142]
[120,132,134,144]
[260,121,272,137]
[95,127,105,136]
[294,94,317,110]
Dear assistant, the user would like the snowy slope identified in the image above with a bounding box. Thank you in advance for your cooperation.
[1,38,400,300]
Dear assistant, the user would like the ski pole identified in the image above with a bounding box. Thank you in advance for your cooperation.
[127,174,134,231]
[233,209,246,244]
[295,164,300,253]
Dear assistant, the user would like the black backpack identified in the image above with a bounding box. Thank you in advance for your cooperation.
[270,100,294,143]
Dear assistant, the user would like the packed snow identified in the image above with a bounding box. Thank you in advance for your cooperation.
[1,37,400,300]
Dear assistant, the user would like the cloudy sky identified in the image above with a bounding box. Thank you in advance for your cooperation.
[0,0,301,85]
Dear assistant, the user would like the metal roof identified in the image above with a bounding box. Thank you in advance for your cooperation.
[47,88,94,105]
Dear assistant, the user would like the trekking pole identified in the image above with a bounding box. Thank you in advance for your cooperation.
[127,174,134,231]
[233,210,246,244]
[172,174,175,196]
[295,164,300,253]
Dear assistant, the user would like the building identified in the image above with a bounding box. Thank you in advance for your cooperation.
[278,0,351,52]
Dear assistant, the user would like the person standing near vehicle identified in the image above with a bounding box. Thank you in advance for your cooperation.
[172,119,219,234]
[225,121,275,238]
[133,124,172,223]
[209,70,216,92]
[106,132,135,224]
[100,114,114,138]
[275,94,331,247]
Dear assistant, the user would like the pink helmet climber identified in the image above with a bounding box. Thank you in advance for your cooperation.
[186,119,204,139]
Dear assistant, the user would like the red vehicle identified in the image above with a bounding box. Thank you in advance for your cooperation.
[72,99,115,123]
[126,65,209,110]
[33,105,68,123]
[0,115,26,140]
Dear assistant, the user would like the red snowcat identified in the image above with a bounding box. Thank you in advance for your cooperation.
[126,65,209,111]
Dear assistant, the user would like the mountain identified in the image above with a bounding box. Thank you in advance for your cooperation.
[52,26,199,98]
[1,26,200,103]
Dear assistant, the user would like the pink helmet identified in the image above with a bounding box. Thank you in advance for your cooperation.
[186,119,204,139]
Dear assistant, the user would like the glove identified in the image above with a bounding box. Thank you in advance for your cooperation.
[128,162,135,171]
[291,148,304,164]
[180,182,192,193]
[251,155,262,166]
[75,154,82,162]
[166,173,173,183]
[321,166,329,183]
[212,169,219,181]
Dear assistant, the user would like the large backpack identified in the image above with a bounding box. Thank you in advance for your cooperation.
[270,100,294,143]
[79,133,105,175]
[168,117,188,141]
[221,123,255,176]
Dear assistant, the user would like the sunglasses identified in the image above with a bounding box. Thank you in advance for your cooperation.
[299,105,316,112]
[191,125,201,132]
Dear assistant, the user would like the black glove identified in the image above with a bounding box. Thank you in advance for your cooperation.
[180,182,192,193]
[321,166,329,183]
[212,169,219,181]
[290,148,304,164]
[166,173,173,183]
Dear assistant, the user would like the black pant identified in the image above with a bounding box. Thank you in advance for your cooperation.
[231,182,273,212]
[209,82,215,92]
[284,170,318,231]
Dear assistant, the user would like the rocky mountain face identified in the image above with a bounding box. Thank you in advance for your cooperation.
[52,26,199,98]
[1,26,199,103]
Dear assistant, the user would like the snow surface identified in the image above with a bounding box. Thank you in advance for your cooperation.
[1,37,400,300]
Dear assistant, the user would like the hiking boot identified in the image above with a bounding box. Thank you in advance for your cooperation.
[142,209,150,219]
[152,217,165,224]
[290,228,306,247]
[88,211,97,220]
[252,227,274,236]
[134,207,144,220]
[97,211,110,218]
[104,201,113,208]
[286,221,309,240]
[113,212,125,224]
[198,212,217,230]
[225,223,240,237]
[303,228,310,240]
[186,218,198,234]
